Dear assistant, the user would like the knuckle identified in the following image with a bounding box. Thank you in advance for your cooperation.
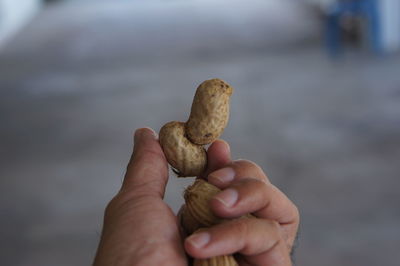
[232,159,268,181]
[231,178,266,200]
[103,191,137,219]
[252,219,281,241]
[104,193,121,219]
[234,159,259,170]
[292,204,300,222]
[266,219,281,231]
[233,218,251,239]
[236,177,264,187]
[237,218,280,255]
[103,191,150,222]
[262,219,282,240]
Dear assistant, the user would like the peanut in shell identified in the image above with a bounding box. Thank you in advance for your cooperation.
[186,79,233,145]
[184,179,225,227]
[159,78,233,177]
[180,204,202,235]
[159,121,207,177]
[193,255,238,266]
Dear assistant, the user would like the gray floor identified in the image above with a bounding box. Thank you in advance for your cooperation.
[1,1,400,265]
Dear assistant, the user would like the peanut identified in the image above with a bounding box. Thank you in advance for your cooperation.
[182,179,254,235]
[159,79,237,265]
[159,121,207,177]
[159,78,233,177]
[180,204,202,236]
[184,179,226,228]
[183,180,254,266]
[193,255,238,266]
[186,79,233,145]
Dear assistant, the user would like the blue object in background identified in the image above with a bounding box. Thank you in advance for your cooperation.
[325,0,381,55]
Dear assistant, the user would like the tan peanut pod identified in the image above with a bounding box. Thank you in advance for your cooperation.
[180,205,202,235]
[186,79,233,145]
[159,121,207,177]
[184,179,225,227]
[193,255,238,266]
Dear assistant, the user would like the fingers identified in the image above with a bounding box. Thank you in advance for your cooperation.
[121,128,169,199]
[185,218,292,266]
[200,139,231,179]
[210,178,299,224]
[207,160,300,248]
[208,159,268,188]
[208,160,298,222]
[212,178,299,248]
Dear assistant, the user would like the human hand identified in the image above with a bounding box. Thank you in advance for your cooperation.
[93,128,186,266]
[93,127,299,266]
[183,141,300,265]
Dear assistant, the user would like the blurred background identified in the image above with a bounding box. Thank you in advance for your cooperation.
[1,0,399,265]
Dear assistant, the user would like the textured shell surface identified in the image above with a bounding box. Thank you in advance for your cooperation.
[180,205,202,235]
[186,78,233,145]
[184,179,225,226]
[159,121,206,177]
[193,255,238,266]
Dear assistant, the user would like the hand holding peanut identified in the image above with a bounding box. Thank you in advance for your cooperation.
[184,157,299,265]
[160,79,238,265]
[93,79,299,266]
[159,79,298,265]
[159,78,233,177]
[93,128,299,266]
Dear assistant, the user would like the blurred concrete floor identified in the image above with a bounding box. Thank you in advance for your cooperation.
[1,0,400,265]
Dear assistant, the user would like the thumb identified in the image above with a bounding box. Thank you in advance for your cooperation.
[121,128,169,199]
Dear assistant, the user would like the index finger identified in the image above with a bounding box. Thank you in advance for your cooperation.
[199,139,231,179]
[207,160,299,238]
[207,159,269,188]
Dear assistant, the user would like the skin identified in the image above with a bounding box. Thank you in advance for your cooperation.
[93,128,299,266]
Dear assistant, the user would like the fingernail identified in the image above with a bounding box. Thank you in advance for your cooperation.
[214,188,238,208]
[147,128,158,138]
[134,128,157,143]
[209,167,235,183]
[187,232,210,248]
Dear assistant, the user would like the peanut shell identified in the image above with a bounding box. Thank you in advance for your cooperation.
[193,255,238,266]
[159,121,206,177]
[180,204,202,235]
[186,79,233,145]
[184,179,225,227]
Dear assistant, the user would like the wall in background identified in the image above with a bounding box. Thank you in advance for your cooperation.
[0,0,42,48]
